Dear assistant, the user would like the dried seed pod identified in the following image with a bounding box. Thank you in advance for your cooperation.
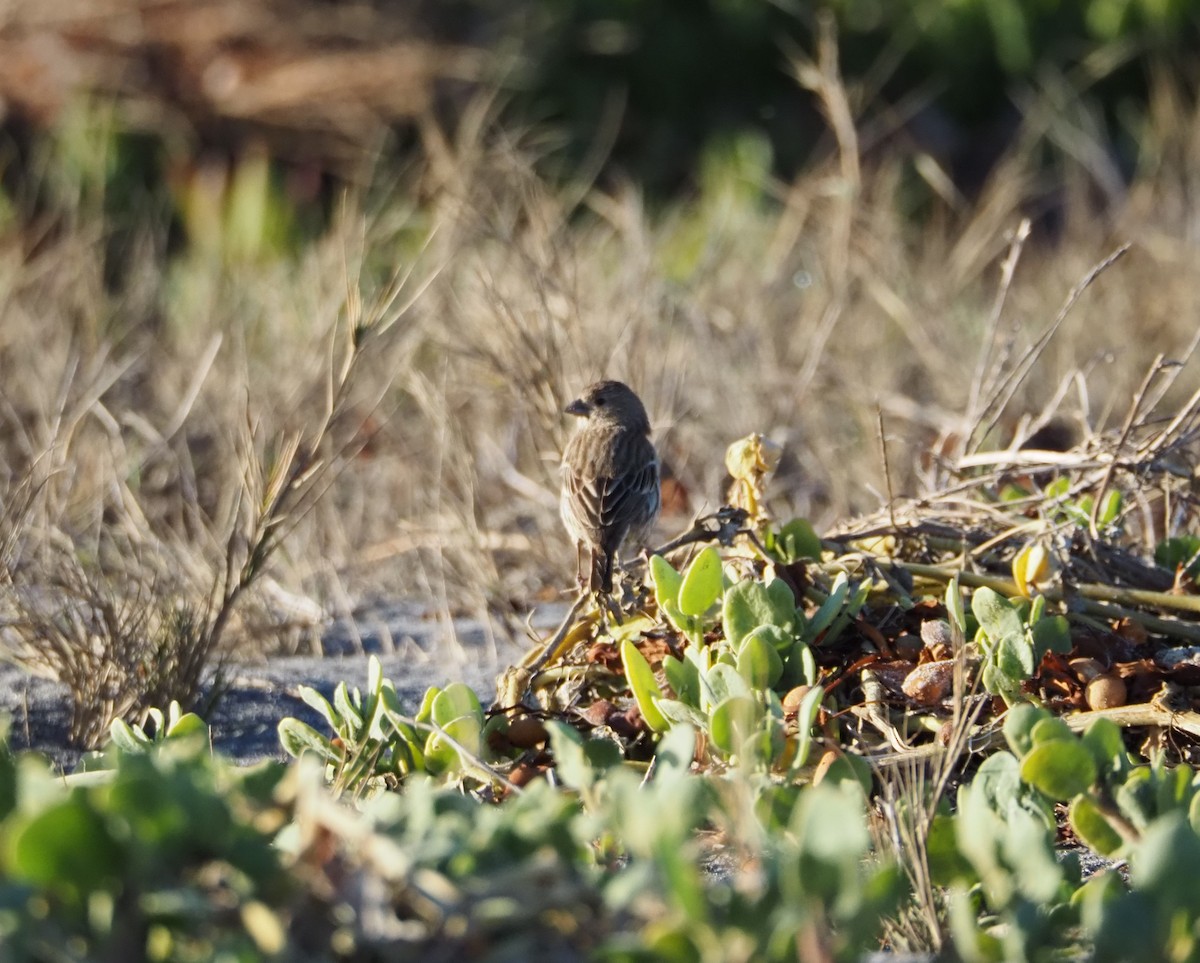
[1086,674,1127,710]
[782,685,812,715]
[894,633,923,661]
[920,619,954,650]
[1115,618,1148,646]
[507,716,550,749]
[902,660,956,705]
[1069,657,1105,683]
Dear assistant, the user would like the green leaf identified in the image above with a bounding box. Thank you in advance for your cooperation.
[547,721,620,790]
[701,662,750,711]
[415,686,439,724]
[1031,716,1075,745]
[736,630,783,688]
[996,629,1034,680]
[678,547,723,617]
[1044,477,1070,500]
[654,723,698,775]
[709,696,762,756]
[109,719,152,753]
[807,572,849,639]
[813,576,872,647]
[422,686,486,774]
[1081,717,1125,775]
[651,554,684,610]
[164,713,208,741]
[794,782,870,865]
[789,684,824,770]
[662,653,700,706]
[277,719,337,762]
[787,639,817,686]
[971,587,1024,644]
[299,686,341,733]
[722,578,796,649]
[927,812,975,886]
[1069,795,1124,856]
[8,798,124,891]
[431,683,484,729]
[656,699,708,728]
[1031,614,1071,658]
[333,682,363,732]
[1156,535,1200,577]
[1020,739,1097,800]
[945,577,966,635]
[766,578,798,620]
[621,638,670,732]
[390,724,425,774]
[972,750,1055,827]
[1097,489,1123,527]
[817,752,873,797]
[777,518,822,561]
[743,622,792,655]
[1130,811,1200,898]
[360,658,385,739]
[1003,702,1049,758]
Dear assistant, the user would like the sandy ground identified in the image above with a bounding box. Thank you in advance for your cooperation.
[0,600,544,770]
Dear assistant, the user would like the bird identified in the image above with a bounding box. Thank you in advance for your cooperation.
[560,380,661,596]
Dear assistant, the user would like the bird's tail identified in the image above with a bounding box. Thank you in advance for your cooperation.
[590,550,614,595]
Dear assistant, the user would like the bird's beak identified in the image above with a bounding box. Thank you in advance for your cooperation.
[564,398,590,417]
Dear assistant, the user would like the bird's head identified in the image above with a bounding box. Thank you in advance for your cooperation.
[564,380,651,433]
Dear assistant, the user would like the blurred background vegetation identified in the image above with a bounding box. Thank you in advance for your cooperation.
[1,0,1199,683]
[1,0,1198,226]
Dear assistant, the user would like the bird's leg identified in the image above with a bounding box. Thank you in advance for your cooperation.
[575,542,588,592]
[600,593,623,630]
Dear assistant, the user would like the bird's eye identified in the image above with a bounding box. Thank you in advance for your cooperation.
[594,397,606,406]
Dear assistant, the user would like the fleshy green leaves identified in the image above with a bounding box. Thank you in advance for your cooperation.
[972,587,1072,705]
[772,518,822,563]
[735,629,783,688]
[722,578,797,649]
[621,638,670,733]
[652,551,723,644]
[278,656,493,790]
[1020,738,1097,801]
[1156,534,1200,579]
[678,546,723,617]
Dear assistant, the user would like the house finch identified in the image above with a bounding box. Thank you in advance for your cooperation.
[560,380,661,595]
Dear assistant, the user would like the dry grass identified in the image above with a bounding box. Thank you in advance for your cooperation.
[1,66,1199,741]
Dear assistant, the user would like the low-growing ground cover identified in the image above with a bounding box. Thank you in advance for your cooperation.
[2,21,1200,958]
[9,362,1200,958]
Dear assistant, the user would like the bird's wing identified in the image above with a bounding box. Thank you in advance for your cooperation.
[592,436,660,547]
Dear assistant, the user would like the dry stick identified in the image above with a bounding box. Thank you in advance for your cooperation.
[1088,354,1165,537]
[877,407,898,532]
[874,557,1200,642]
[971,242,1132,456]
[790,12,856,399]
[965,217,1031,446]
[522,592,590,674]
[1139,342,1200,459]
[1129,325,1200,448]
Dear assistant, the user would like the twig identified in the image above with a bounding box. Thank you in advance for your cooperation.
[872,557,1200,641]
[970,242,1131,455]
[522,593,590,674]
[645,506,752,559]
[1089,354,1164,536]
[877,407,898,532]
[965,217,1031,444]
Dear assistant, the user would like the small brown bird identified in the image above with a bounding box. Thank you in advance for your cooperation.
[560,380,661,595]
